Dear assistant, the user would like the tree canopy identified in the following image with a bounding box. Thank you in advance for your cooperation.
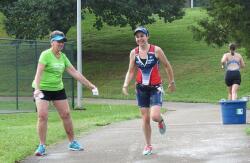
[190,0,250,57]
[0,0,185,39]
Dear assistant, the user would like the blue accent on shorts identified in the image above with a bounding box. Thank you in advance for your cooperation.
[136,84,162,108]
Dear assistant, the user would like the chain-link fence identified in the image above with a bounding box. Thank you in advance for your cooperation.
[0,38,75,112]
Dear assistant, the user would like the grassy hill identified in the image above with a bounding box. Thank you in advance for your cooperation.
[67,8,250,103]
[0,13,8,37]
[1,8,250,103]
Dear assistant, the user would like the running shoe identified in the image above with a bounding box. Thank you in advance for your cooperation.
[142,145,153,155]
[68,140,84,151]
[158,119,166,135]
[35,144,46,156]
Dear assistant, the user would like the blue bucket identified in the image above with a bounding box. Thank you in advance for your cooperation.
[219,99,247,124]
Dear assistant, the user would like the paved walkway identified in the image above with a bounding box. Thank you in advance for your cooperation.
[21,99,250,163]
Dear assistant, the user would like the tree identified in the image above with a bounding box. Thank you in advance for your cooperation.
[1,0,76,39]
[194,0,210,7]
[190,0,250,57]
[0,0,16,8]
[87,0,185,30]
[0,0,185,39]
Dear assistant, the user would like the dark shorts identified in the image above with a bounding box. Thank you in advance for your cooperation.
[225,70,241,87]
[34,89,67,101]
[136,84,163,108]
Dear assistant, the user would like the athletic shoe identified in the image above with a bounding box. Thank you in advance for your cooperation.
[68,140,83,151]
[35,144,46,156]
[142,145,153,155]
[158,119,166,135]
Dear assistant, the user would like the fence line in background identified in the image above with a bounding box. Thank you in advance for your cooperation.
[0,38,76,111]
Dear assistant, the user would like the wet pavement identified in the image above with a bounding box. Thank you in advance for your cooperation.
[21,100,250,163]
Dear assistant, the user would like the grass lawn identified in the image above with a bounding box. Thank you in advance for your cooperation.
[246,127,250,135]
[0,13,8,37]
[0,103,142,163]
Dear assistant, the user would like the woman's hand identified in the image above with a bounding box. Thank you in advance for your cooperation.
[122,86,129,95]
[33,89,44,99]
[168,82,176,93]
[92,87,99,96]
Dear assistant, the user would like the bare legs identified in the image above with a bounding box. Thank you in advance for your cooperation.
[36,100,49,145]
[140,108,151,146]
[53,100,74,142]
[140,105,163,146]
[227,84,240,100]
[36,99,74,145]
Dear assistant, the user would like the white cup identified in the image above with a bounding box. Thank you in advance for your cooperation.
[92,87,99,96]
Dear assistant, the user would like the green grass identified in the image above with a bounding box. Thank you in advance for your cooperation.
[0,13,8,37]
[246,127,250,135]
[0,103,140,163]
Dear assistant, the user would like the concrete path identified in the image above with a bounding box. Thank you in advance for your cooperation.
[21,100,250,163]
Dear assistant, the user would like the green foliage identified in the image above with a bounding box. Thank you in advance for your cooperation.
[87,0,185,29]
[194,0,210,7]
[0,0,185,39]
[1,0,76,39]
[190,0,250,57]
[0,0,17,9]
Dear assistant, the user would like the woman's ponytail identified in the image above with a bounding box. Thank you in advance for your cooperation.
[229,43,236,56]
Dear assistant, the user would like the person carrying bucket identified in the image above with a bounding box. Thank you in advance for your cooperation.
[221,43,245,100]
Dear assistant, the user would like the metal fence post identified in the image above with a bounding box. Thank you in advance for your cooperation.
[71,77,75,109]
[70,43,75,109]
[34,40,38,66]
[34,40,38,112]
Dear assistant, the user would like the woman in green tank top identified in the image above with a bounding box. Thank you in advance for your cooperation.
[32,30,98,156]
